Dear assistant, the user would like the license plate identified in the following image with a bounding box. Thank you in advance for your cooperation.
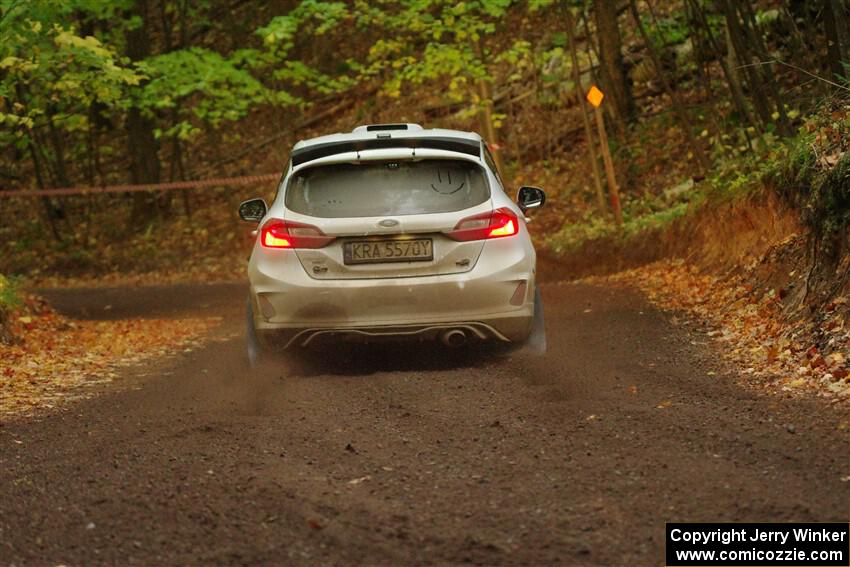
[343,238,433,265]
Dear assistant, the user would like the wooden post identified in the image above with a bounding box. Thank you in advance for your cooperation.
[587,86,622,226]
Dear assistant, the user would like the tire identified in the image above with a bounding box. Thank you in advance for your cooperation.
[519,286,547,355]
[246,299,264,367]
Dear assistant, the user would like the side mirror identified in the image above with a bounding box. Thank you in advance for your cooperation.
[517,186,546,212]
[239,198,267,223]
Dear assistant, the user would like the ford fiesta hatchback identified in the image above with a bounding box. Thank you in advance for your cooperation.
[239,123,546,363]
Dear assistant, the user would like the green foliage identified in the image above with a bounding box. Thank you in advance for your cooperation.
[258,0,347,48]
[255,0,354,95]
[768,104,850,238]
[137,48,269,138]
[0,274,20,310]
[754,8,781,27]
[546,200,689,254]
[131,1,353,140]
[0,0,353,185]
[0,5,141,150]
[527,0,585,12]
[354,0,523,107]
[642,12,689,49]
[702,136,786,203]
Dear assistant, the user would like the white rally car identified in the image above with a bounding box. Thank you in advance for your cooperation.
[239,123,546,362]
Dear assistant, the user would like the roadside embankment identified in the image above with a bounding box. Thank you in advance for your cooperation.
[540,187,850,401]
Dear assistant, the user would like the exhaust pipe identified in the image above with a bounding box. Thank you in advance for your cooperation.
[439,329,468,348]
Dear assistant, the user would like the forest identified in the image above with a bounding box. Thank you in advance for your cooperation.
[1,0,848,273]
[2,0,850,366]
[0,0,850,258]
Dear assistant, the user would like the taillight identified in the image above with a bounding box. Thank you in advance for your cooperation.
[445,207,520,241]
[259,219,335,249]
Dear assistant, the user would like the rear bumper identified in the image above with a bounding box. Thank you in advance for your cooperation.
[257,318,530,349]
[248,238,535,348]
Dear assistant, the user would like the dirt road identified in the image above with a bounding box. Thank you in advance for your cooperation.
[1,282,848,565]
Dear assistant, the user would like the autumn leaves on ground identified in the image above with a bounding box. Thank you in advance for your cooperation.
[596,261,850,402]
[0,276,221,418]
[4,260,850,420]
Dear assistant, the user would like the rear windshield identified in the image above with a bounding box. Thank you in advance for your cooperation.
[284,159,490,218]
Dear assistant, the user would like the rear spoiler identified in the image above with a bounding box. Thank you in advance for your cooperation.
[290,136,481,167]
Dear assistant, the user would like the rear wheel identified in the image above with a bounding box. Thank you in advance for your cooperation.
[519,286,546,354]
[246,300,264,367]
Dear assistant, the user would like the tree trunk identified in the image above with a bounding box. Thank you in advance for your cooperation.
[472,40,506,182]
[593,0,634,123]
[45,112,70,187]
[736,0,792,136]
[169,107,192,217]
[686,0,760,140]
[687,0,728,152]
[823,0,850,79]
[832,0,850,66]
[476,76,504,176]
[125,0,161,224]
[28,143,62,241]
[566,9,606,214]
[720,0,773,129]
[629,0,709,173]
[14,82,67,233]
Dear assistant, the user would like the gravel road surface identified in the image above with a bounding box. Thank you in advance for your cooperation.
[1,282,848,565]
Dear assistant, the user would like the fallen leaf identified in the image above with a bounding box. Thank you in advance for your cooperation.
[766,346,779,363]
[828,353,846,366]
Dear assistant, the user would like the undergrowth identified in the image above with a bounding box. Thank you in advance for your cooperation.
[768,100,850,243]
[546,99,850,257]
[546,200,689,254]
[0,274,21,344]
[0,275,20,310]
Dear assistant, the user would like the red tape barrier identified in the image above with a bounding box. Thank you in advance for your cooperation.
[0,173,283,198]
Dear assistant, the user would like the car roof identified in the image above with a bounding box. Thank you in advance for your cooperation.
[290,124,484,167]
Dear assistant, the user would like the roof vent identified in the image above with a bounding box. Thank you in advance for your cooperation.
[352,123,424,134]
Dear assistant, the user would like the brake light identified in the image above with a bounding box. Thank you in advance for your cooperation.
[445,207,520,241]
[263,225,291,248]
[259,219,335,249]
[489,218,517,237]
